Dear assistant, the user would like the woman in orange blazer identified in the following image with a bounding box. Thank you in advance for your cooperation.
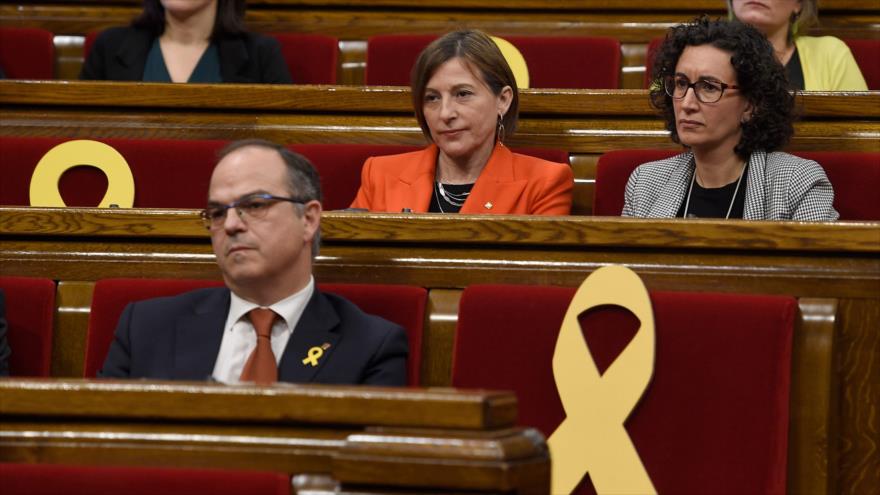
[350,30,573,215]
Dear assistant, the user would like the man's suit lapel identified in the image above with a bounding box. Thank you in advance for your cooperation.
[172,288,229,380]
[278,290,341,383]
[461,144,527,214]
[395,145,437,212]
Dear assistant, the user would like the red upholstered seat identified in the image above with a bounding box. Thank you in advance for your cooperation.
[844,38,880,90]
[644,36,665,88]
[84,278,226,378]
[85,278,426,385]
[0,136,226,208]
[593,149,676,216]
[269,33,338,84]
[291,144,421,210]
[593,149,880,220]
[365,34,621,88]
[320,283,427,385]
[0,27,54,79]
[452,284,795,494]
[0,276,55,376]
[0,463,290,495]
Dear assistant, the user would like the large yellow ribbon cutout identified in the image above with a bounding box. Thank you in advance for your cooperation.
[548,265,657,494]
[29,140,135,208]
[491,36,530,89]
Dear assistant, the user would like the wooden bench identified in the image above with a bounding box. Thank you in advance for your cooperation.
[0,379,546,493]
[1,207,878,493]
[2,0,878,85]
[2,81,879,215]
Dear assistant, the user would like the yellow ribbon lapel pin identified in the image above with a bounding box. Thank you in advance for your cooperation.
[302,343,331,367]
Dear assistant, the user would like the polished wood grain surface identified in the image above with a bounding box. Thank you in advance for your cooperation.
[0,379,546,492]
[3,81,878,117]
[0,378,516,429]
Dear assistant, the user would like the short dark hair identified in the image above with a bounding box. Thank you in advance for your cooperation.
[649,16,795,159]
[410,29,519,142]
[217,139,322,254]
[132,0,247,40]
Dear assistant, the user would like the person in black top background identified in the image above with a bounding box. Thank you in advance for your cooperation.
[80,0,291,84]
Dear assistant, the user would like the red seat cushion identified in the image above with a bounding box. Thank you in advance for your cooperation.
[0,276,55,377]
[452,284,795,494]
[85,279,426,385]
[366,34,621,88]
[844,38,880,90]
[0,463,290,495]
[0,27,54,79]
[270,33,338,85]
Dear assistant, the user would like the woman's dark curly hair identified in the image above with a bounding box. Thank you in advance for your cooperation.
[649,16,794,159]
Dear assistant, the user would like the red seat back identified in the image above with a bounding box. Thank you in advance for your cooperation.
[593,149,676,216]
[844,38,880,90]
[0,136,226,208]
[84,278,226,378]
[0,276,55,376]
[270,33,338,84]
[291,144,421,210]
[366,34,621,88]
[0,463,290,495]
[644,36,665,88]
[85,279,426,385]
[320,283,427,385]
[452,284,795,494]
[0,27,54,79]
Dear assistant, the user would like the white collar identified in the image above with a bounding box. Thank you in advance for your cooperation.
[226,276,315,332]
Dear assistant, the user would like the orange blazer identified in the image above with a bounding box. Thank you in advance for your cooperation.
[350,144,573,215]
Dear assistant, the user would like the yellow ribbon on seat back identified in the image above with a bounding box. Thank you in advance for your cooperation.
[29,139,135,208]
[491,36,530,89]
[548,265,657,494]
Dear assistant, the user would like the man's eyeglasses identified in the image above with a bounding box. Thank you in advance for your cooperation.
[664,75,740,104]
[200,193,307,230]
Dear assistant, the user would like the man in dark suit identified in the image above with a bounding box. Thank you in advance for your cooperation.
[100,139,408,385]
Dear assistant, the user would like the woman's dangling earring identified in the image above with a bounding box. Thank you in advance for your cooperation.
[496,113,506,146]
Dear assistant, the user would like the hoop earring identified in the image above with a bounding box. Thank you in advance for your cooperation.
[496,113,506,146]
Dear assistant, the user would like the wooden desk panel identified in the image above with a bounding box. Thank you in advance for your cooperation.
[0,379,546,493]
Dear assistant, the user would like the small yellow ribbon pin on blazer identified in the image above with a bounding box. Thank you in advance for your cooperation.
[547,265,657,494]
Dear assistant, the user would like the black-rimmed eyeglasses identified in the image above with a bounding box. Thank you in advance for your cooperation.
[200,193,307,230]
[664,75,740,104]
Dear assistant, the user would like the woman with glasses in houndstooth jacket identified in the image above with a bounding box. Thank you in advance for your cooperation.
[623,17,838,221]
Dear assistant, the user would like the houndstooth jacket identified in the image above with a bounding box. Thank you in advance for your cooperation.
[622,150,839,221]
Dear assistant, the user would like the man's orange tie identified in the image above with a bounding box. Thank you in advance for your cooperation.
[239,308,278,384]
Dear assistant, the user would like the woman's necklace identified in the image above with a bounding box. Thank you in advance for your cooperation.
[434,181,471,213]
[683,162,747,219]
